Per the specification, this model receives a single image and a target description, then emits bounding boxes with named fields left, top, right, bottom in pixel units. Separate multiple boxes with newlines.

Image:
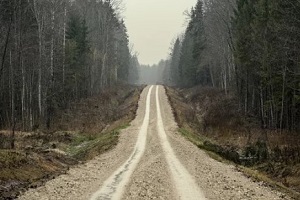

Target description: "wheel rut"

left=90, top=86, right=154, bottom=200
left=18, top=85, right=291, bottom=200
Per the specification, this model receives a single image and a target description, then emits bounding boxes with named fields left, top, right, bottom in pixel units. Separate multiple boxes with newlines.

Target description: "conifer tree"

left=169, top=38, right=181, bottom=86
left=179, top=0, right=207, bottom=87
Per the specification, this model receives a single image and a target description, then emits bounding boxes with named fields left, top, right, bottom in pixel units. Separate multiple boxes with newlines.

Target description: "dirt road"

left=18, top=86, right=290, bottom=200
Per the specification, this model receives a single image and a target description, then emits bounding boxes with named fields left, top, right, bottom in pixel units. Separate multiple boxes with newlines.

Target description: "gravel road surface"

left=18, top=86, right=290, bottom=200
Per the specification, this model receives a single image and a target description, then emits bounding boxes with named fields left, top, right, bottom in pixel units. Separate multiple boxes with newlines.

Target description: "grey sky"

left=123, top=0, right=197, bottom=65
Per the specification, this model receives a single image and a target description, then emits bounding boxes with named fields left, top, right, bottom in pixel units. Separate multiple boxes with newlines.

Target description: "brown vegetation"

left=166, top=86, right=300, bottom=198
left=0, top=84, right=143, bottom=200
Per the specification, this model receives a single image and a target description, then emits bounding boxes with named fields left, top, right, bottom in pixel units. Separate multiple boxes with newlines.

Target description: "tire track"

left=90, top=86, right=153, bottom=200
left=122, top=87, right=176, bottom=200
left=155, top=85, right=206, bottom=200
left=17, top=85, right=290, bottom=200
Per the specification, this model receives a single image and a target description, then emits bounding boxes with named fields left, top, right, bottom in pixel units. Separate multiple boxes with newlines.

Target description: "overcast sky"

left=123, top=0, right=197, bottom=65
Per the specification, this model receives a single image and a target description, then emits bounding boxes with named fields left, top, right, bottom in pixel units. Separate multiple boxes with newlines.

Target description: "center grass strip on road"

left=90, top=86, right=153, bottom=200
left=155, top=85, right=206, bottom=200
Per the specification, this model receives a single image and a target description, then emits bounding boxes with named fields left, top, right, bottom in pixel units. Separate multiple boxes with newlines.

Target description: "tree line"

left=139, top=60, right=168, bottom=85
left=0, top=0, right=139, bottom=131
left=166, top=0, right=300, bottom=131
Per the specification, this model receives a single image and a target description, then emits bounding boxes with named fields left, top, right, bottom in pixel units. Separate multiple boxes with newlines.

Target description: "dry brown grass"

left=0, top=149, right=75, bottom=199
left=52, top=84, right=142, bottom=135
left=0, top=84, right=144, bottom=199
left=166, top=86, right=300, bottom=197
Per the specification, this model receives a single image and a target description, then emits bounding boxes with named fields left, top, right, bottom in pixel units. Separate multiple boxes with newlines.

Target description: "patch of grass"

left=178, top=127, right=229, bottom=164
left=178, top=128, right=202, bottom=146
left=0, top=150, right=28, bottom=168
left=70, top=133, right=96, bottom=147
left=178, top=128, right=300, bottom=199
left=240, top=166, right=282, bottom=185
left=177, top=123, right=300, bottom=199
left=0, top=150, right=66, bottom=182
left=67, top=124, right=130, bottom=161
left=239, top=166, right=300, bottom=199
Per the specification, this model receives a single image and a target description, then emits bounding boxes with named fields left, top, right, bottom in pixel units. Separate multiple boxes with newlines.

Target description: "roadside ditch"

left=0, top=84, right=144, bottom=200
left=165, top=86, right=300, bottom=199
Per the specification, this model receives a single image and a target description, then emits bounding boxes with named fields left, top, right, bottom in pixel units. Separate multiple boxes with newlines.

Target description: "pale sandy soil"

left=18, top=86, right=291, bottom=200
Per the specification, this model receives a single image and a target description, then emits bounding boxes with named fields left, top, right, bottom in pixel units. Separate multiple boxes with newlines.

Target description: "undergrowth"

left=166, top=86, right=300, bottom=199
left=0, top=84, right=143, bottom=199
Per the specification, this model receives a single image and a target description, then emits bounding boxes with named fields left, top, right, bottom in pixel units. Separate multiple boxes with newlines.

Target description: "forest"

left=0, top=0, right=139, bottom=131
left=165, top=0, right=300, bottom=131
left=1, top=0, right=300, bottom=198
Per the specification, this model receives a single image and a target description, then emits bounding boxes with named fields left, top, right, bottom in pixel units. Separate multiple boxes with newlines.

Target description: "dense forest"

left=1, top=0, right=300, bottom=131
left=0, top=0, right=139, bottom=130
left=165, top=0, right=300, bottom=131
left=138, top=60, right=168, bottom=85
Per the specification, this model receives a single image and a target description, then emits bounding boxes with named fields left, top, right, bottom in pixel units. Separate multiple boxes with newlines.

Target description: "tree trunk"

left=46, top=5, right=55, bottom=129
left=0, top=16, right=13, bottom=81
left=101, top=52, right=107, bottom=88
left=209, top=63, right=215, bottom=88
left=62, top=5, right=67, bottom=102
left=280, top=65, right=287, bottom=132
left=33, top=0, right=44, bottom=119
left=10, top=50, right=15, bottom=149
left=260, top=87, right=265, bottom=128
